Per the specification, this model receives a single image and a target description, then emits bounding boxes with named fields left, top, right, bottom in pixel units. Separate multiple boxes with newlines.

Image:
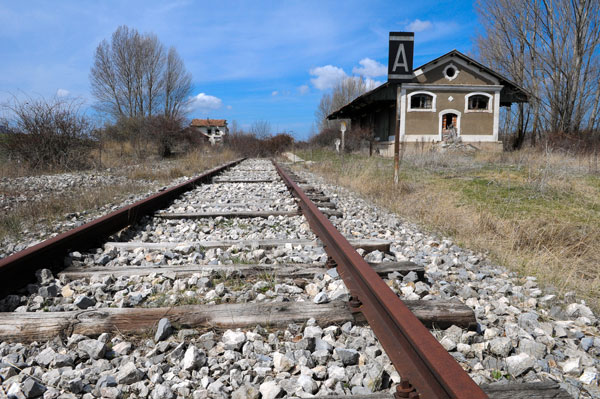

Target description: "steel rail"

left=274, top=161, right=488, bottom=399
left=0, top=158, right=244, bottom=298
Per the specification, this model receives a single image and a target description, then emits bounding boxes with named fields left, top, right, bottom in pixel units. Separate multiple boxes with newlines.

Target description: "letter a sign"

left=388, top=32, right=414, bottom=82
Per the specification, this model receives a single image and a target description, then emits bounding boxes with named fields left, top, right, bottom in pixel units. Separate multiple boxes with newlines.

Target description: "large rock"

left=579, top=367, right=598, bottom=385
left=565, top=303, right=595, bottom=319
left=335, top=348, right=359, bottom=366
left=518, top=339, right=546, bottom=358
left=96, top=375, right=117, bottom=389
left=561, top=357, right=581, bottom=376
left=328, top=365, right=346, bottom=381
left=489, top=337, right=512, bottom=358
left=297, top=374, right=318, bottom=394
left=152, top=384, right=175, bottom=399
left=506, top=353, right=535, bottom=377
left=259, top=380, right=284, bottom=399
left=182, top=345, right=206, bottom=371
left=154, top=318, right=173, bottom=342
left=303, top=326, right=323, bottom=339
left=273, top=352, right=294, bottom=372
left=232, top=385, right=260, bottom=399
left=35, top=347, right=56, bottom=367
left=22, top=377, right=47, bottom=398
left=52, top=353, right=73, bottom=367
left=222, top=330, right=246, bottom=351
left=116, top=362, right=144, bottom=385
left=74, top=295, right=96, bottom=309
left=38, top=284, right=59, bottom=298
left=313, top=292, right=329, bottom=304
left=112, top=342, right=132, bottom=356
left=78, top=339, right=106, bottom=360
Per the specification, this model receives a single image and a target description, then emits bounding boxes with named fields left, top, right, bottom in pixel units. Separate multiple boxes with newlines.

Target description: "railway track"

left=0, top=158, right=574, bottom=398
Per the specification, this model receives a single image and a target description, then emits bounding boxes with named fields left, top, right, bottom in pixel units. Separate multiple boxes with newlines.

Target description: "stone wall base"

left=373, top=140, right=503, bottom=157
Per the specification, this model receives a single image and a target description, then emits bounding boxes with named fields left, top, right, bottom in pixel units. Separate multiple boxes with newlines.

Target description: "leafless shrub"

left=344, top=127, right=371, bottom=152
left=308, top=126, right=371, bottom=153
left=250, top=120, right=272, bottom=139
left=0, top=96, right=95, bottom=171
left=223, top=130, right=293, bottom=157
left=101, top=114, right=189, bottom=159
left=264, top=133, right=294, bottom=155
left=309, top=127, right=339, bottom=148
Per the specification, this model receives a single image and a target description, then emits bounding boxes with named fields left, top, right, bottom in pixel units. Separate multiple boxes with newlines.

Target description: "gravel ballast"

left=0, top=158, right=598, bottom=398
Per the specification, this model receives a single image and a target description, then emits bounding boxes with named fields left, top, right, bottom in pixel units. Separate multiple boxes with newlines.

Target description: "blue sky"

left=0, top=0, right=479, bottom=140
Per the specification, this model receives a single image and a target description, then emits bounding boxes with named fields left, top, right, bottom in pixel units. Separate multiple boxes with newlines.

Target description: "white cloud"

left=271, top=90, right=279, bottom=96
left=352, top=58, right=387, bottom=78
left=186, top=93, right=223, bottom=112
left=298, top=85, right=309, bottom=95
left=405, top=19, right=432, bottom=32
left=309, top=65, right=347, bottom=90
left=56, top=88, right=70, bottom=97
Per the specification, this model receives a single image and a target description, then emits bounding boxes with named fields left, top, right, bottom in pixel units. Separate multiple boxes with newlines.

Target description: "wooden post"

left=393, top=84, right=401, bottom=185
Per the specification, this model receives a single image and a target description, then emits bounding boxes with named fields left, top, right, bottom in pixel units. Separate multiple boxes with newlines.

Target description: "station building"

left=327, top=33, right=529, bottom=154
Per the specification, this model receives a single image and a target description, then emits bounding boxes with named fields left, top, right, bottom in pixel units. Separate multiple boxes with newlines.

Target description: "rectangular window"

left=410, top=94, right=432, bottom=109
left=468, top=95, right=489, bottom=110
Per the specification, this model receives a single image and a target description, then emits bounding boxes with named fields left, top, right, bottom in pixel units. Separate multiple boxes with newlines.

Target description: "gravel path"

left=0, top=158, right=598, bottom=398
left=0, top=168, right=191, bottom=259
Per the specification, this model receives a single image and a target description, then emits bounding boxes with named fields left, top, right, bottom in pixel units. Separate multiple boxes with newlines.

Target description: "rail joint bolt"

left=394, top=380, right=418, bottom=398
left=348, top=296, right=362, bottom=311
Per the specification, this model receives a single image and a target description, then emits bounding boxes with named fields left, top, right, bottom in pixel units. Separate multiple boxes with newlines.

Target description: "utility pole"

left=394, top=85, right=401, bottom=185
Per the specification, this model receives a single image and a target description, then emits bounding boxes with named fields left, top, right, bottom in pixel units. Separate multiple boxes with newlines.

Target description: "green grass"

left=295, top=147, right=600, bottom=311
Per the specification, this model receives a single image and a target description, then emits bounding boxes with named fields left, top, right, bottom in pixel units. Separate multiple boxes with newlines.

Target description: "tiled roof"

left=190, top=119, right=227, bottom=127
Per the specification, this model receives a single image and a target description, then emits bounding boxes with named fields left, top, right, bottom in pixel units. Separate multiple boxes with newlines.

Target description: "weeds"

left=298, top=148, right=600, bottom=312
left=0, top=149, right=237, bottom=242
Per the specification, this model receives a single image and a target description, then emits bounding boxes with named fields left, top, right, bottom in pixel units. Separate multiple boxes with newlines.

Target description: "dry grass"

left=0, top=183, right=148, bottom=241
left=0, top=146, right=238, bottom=242
left=298, top=148, right=600, bottom=312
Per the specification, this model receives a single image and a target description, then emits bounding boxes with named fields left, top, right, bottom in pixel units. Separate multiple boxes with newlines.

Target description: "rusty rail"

left=273, top=161, right=488, bottom=399
left=0, top=158, right=244, bottom=298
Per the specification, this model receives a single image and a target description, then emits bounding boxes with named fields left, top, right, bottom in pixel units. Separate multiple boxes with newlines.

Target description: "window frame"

left=464, top=92, right=493, bottom=113
left=407, top=91, right=437, bottom=112
left=443, top=63, right=460, bottom=81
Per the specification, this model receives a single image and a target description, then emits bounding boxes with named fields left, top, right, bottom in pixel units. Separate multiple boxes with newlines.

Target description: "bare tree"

left=476, top=0, right=600, bottom=146
left=164, top=47, right=193, bottom=120
left=90, top=25, right=192, bottom=122
left=315, top=76, right=372, bottom=131
left=250, top=120, right=272, bottom=138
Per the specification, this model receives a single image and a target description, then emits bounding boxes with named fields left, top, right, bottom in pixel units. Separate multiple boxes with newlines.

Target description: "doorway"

left=439, top=110, right=461, bottom=141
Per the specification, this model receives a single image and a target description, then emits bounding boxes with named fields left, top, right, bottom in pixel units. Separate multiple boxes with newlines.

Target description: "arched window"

left=407, top=91, right=436, bottom=112
left=465, top=93, right=492, bottom=112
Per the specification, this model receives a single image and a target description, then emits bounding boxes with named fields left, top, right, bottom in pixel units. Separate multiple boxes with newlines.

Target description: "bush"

left=101, top=115, right=188, bottom=159
left=1, top=96, right=95, bottom=170
left=309, top=126, right=372, bottom=153
left=309, top=127, right=339, bottom=148
left=223, top=131, right=294, bottom=157
left=264, top=133, right=294, bottom=155
left=544, top=130, right=600, bottom=155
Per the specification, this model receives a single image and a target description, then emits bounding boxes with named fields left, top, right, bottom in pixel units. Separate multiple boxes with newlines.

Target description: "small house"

left=190, top=119, right=228, bottom=145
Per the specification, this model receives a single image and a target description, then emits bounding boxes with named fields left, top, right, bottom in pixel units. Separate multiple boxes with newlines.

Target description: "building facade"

left=328, top=42, right=529, bottom=154
left=190, top=119, right=229, bottom=145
